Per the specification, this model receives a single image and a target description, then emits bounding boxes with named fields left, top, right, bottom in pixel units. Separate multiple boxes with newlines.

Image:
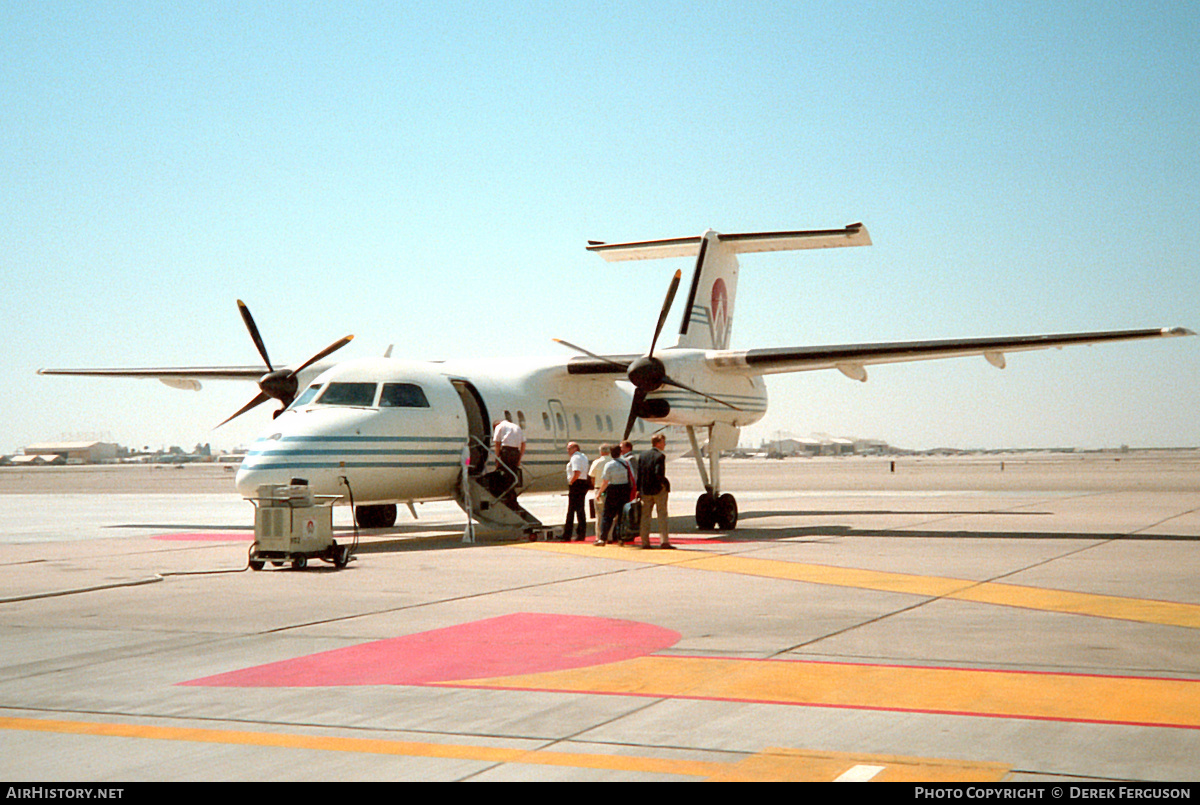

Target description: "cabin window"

left=291, top=384, right=322, bottom=408
left=517, top=410, right=526, bottom=429
left=316, top=382, right=377, bottom=407
left=542, top=412, right=551, bottom=430
left=595, top=414, right=602, bottom=430
left=555, top=412, right=565, bottom=431
left=380, top=383, right=430, bottom=408
left=573, top=414, right=582, bottom=431
left=605, top=415, right=613, bottom=432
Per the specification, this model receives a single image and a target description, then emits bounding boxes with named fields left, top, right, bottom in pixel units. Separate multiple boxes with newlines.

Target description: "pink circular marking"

left=181, top=613, right=680, bottom=688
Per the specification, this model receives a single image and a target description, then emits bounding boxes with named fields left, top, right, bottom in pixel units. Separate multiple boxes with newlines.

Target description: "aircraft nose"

left=234, top=431, right=297, bottom=497
left=234, top=462, right=265, bottom=498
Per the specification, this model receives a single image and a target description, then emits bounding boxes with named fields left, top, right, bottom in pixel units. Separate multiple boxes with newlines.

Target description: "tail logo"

left=709, top=278, right=731, bottom=349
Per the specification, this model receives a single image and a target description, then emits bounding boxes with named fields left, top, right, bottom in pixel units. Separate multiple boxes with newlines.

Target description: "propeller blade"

left=237, top=300, right=273, bottom=371
left=552, top=338, right=629, bottom=367
left=292, top=334, right=355, bottom=375
left=623, top=388, right=647, bottom=441
left=647, top=269, right=682, bottom=357
left=217, top=390, right=271, bottom=428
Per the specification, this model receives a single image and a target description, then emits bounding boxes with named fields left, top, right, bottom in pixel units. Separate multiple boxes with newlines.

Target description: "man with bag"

left=597, top=444, right=635, bottom=545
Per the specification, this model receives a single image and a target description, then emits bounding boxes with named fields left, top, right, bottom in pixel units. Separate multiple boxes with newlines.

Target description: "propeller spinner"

left=218, top=300, right=354, bottom=427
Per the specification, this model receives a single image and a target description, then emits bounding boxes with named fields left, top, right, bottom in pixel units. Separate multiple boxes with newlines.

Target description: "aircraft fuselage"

left=233, top=354, right=768, bottom=506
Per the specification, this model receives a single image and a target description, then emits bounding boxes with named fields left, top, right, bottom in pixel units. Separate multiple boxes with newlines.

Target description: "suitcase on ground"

left=618, top=498, right=642, bottom=543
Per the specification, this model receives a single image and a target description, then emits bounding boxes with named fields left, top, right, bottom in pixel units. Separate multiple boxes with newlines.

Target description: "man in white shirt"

left=588, top=445, right=610, bottom=539
left=563, top=442, right=590, bottom=541
left=491, top=417, right=526, bottom=501
left=597, top=444, right=635, bottom=545
left=492, top=417, right=525, bottom=476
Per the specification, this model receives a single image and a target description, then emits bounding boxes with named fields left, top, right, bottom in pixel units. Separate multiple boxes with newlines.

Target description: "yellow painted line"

left=0, top=716, right=722, bottom=778
left=449, top=655, right=1200, bottom=729
left=710, top=748, right=1010, bottom=782
left=523, top=542, right=1200, bottom=628
left=0, top=716, right=1008, bottom=780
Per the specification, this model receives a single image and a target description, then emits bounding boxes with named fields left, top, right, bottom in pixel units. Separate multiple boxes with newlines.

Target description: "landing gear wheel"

left=292, top=555, right=307, bottom=570
left=695, top=493, right=717, bottom=530
left=355, top=503, right=398, bottom=529
left=715, top=493, right=738, bottom=530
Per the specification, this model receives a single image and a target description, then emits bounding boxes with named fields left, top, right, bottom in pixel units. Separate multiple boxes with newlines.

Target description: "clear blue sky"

left=3, top=2, right=1197, bottom=453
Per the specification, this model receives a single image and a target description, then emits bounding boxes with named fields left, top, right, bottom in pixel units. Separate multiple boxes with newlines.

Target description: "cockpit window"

left=380, top=383, right=430, bottom=408
left=316, top=382, right=377, bottom=407
left=290, top=384, right=322, bottom=408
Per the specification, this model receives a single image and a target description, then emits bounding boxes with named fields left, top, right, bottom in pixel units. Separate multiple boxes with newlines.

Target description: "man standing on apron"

left=563, top=442, right=590, bottom=541
left=637, top=433, right=673, bottom=549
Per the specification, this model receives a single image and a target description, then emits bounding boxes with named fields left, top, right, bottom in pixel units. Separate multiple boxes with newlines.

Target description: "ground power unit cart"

left=248, top=482, right=351, bottom=570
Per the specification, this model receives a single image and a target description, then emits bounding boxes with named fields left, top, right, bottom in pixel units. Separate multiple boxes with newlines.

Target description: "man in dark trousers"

left=490, top=416, right=525, bottom=501
left=637, top=433, right=673, bottom=549
left=597, top=444, right=635, bottom=545
left=562, top=442, right=590, bottom=541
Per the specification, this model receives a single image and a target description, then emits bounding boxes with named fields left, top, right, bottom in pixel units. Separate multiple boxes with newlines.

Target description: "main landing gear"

left=687, top=425, right=739, bottom=531
left=695, top=491, right=738, bottom=531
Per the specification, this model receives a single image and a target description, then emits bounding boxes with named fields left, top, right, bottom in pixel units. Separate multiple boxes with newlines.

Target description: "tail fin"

left=587, top=224, right=870, bottom=350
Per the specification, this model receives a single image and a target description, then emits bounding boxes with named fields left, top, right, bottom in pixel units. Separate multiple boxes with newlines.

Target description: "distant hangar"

left=17, top=441, right=118, bottom=464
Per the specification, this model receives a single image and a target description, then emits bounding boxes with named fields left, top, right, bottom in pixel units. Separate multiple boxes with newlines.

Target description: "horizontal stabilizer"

left=587, top=223, right=870, bottom=262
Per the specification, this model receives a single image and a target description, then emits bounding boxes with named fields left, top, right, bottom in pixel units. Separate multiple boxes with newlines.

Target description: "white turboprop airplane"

left=40, top=224, right=1193, bottom=532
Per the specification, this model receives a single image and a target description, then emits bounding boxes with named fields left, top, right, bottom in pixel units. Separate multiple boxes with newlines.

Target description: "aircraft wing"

left=37, top=366, right=267, bottom=392
left=705, top=327, right=1194, bottom=379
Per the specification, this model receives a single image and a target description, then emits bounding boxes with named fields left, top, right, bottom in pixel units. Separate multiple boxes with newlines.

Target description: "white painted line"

left=834, top=764, right=886, bottom=782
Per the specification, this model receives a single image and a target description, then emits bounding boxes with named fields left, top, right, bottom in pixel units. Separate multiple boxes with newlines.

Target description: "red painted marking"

left=585, top=537, right=730, bottom=546
left=180, top=613, right=680, bottom=688
left=153, top=532, right=253, bottom=542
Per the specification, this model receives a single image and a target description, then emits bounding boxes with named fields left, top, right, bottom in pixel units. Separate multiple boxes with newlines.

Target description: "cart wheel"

left=334, top=544, right=349, bottom=568
left=249, top=559, right=264, bottom=571
left=292, top=556, right=307, bottom=570
left=271, top=561, right=283, bottom=567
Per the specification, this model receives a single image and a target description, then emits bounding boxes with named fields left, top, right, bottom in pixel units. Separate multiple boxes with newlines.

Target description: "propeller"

left=557, top=268, right=741, bottom=441
left=218, top=300, right=354, bottom=427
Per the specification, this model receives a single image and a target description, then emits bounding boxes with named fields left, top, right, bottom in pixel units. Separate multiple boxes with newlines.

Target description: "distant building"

left=21, top=442, right=119, bottom=464
left=762, top=436, right=891, bottom=457
left=10, top=454, right=66, bottom=466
